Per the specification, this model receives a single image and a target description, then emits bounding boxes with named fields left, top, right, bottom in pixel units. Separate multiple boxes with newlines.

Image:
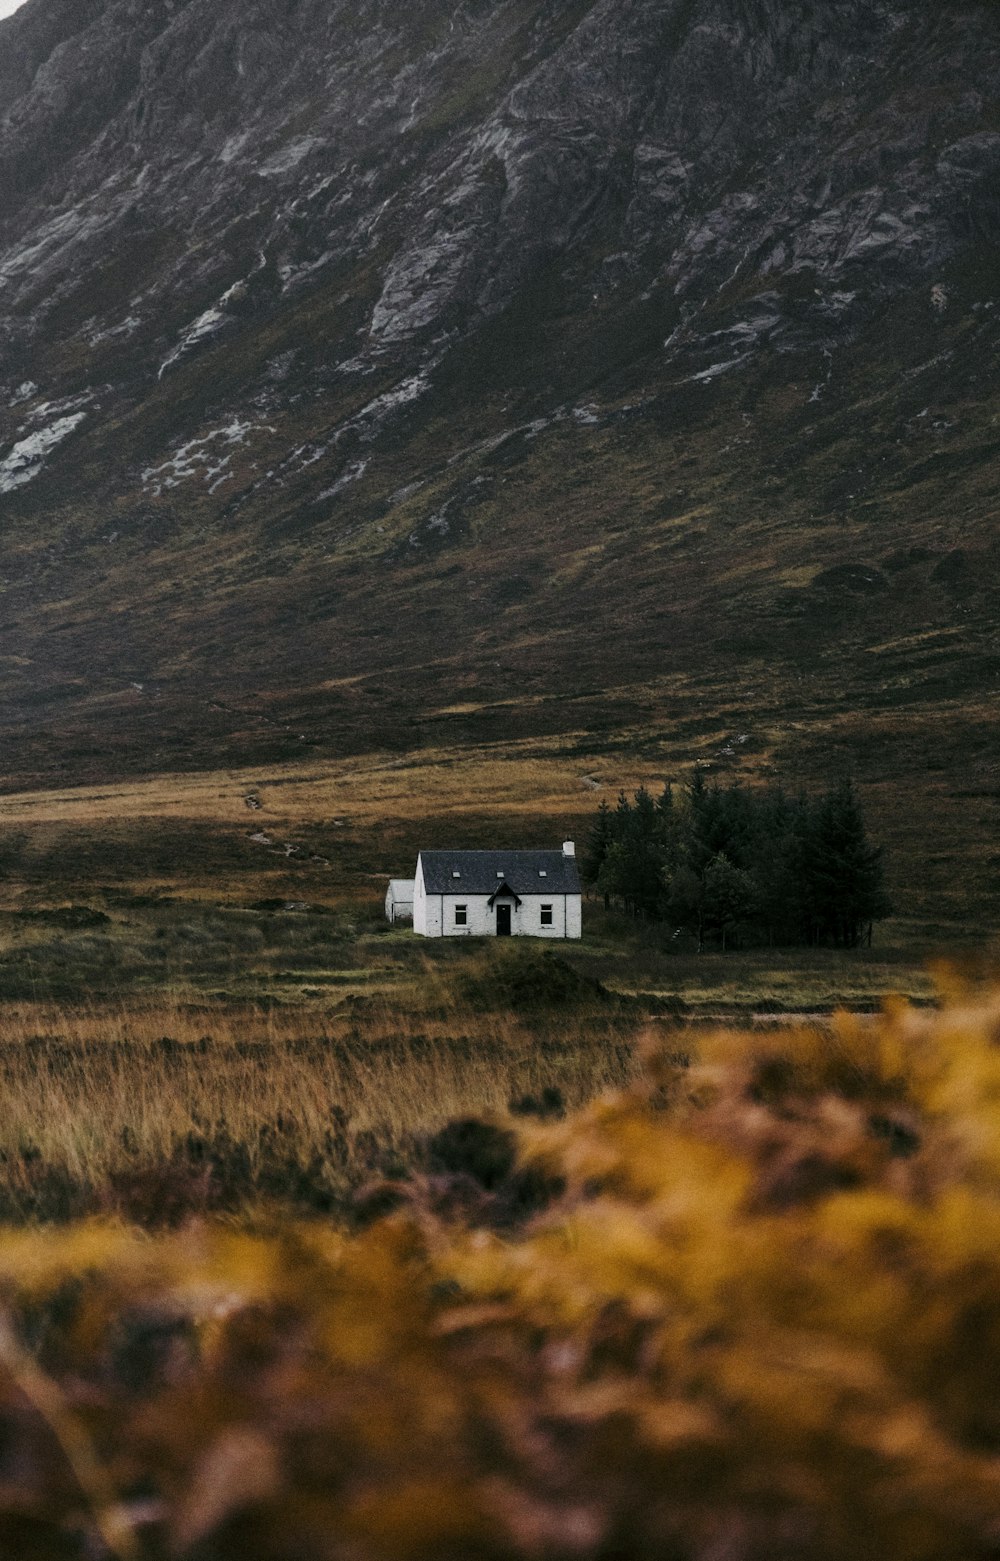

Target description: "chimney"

left=562, top=840, right=575, bottom=857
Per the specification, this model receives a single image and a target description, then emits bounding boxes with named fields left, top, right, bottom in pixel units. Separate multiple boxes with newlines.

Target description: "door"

left=496, top=903, right=512, bottom=936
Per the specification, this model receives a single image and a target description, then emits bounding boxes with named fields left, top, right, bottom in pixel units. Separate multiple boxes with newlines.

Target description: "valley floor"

left=0, top=742, right=980, bottom=1223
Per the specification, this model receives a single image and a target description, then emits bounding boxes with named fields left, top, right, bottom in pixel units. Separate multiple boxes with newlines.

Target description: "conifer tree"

left=702, top=852, right=759, bottom=952
left=616, top=787, right=668, bottom=918
left=582, top=800, right=615, bottom=895
left=801, top=777, right=892, bottom=947
left=751, top=787, right=809, bottom=946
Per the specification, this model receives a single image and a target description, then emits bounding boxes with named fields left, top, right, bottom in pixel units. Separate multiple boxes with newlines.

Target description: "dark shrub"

left=460, top=949, right=608, bottom=1012
left=509, top=1085, right=566, bottom=1120
left=427, top=1119, right=517, bottom=1190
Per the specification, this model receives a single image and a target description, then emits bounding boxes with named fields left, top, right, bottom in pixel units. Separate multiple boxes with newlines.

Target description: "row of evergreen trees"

left=583, top=775, right=891, bottom=949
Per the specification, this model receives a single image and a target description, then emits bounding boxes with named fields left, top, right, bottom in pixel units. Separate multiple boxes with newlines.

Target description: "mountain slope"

left=0, top=0, right=999, bottom=927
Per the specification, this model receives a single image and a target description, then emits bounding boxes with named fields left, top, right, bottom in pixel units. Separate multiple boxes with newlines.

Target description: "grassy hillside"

left=1, top=278, right=998, bottom=940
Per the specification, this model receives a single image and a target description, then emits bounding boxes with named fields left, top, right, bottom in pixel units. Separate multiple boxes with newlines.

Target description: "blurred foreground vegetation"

left=0, top=983, right=998, bottom=1556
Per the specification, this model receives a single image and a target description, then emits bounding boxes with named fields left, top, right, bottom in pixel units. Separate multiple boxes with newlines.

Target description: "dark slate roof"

left=419, top=849, right=580, bottom=896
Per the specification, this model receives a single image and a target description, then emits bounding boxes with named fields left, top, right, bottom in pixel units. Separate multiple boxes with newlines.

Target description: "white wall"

left=385, top=885, right=414, bottom=922
left=416, top=890, right=582, bottom=939
left=439, top=895, right=496, bottom=937
left=414, top=858, right=441, bottom=937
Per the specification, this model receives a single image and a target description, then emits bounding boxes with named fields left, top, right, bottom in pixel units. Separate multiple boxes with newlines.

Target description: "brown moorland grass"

left=0, top=908, right=942, bottom=1227
left=0, top=954, right=640, bottom=1222
left=0, top=742, right=638, bottom=829
left=0, top=925, right=945, bottom=1226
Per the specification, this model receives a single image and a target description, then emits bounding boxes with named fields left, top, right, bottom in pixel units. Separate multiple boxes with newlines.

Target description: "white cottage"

left=412, top=843, right=582, bottom=939
left=385, top=878, right=415, bottom=923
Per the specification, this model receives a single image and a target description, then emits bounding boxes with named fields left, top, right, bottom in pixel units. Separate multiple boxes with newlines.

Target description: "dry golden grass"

left=0, top=741, right=665, bottom=830
left=0, top=974, right=638, bottom=1222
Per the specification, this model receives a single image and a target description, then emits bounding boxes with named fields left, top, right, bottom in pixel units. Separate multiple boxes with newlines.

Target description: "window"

left=454, top=905, right=467, bottom=926
left=452, top=870, right=461, bottom=878
left=538, top=870, right=547, bottom=878
left=540, top=904, right=553, bottom=926
left=496, top=871, right=505, bottom=878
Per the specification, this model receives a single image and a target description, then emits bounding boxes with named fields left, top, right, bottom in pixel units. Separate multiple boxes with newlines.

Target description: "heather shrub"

left=0, top=990, right=999, bottom=1557
left=456, top=945, right=609, bottom=1011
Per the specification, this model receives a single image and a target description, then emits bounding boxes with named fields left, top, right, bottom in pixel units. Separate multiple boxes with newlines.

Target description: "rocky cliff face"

left=4, top=1, right=997, bottom=386
left=0, top=0, right=998, bottom=871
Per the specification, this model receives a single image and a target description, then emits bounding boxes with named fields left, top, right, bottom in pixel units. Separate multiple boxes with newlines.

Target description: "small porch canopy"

left=487, top=881, right=523, bottom=907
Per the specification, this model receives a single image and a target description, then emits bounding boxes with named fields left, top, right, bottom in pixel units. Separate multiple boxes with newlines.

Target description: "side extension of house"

left=385, top=879, right=415, bottom=923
